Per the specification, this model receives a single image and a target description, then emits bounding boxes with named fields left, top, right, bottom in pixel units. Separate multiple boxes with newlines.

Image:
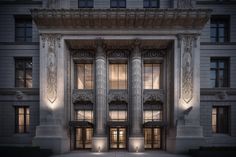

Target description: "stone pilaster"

left=167, top=34, right=204, bottom=153
left=33, top=34, right=69, bottom=154
left=129, top=40, right=144, bottom=152
left=92, top=39, right=108, bottom=152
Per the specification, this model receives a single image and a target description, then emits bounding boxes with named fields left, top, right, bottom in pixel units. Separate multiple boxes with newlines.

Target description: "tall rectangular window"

left=78, top=0, right=93, bottom=8
left=77, top=64, right=93, bottom=89
left=144, top=64, right=160, bottom=89
left=15, top=106, right=30, bottom=133
left=210, top=58, right=229, bottom=88
left=143, top=0, right=159, bottom=8
left=15, top=17, right=32, bottom=42
left=109, top=64, right=127, bottom=89
left=211, top=16, right=230, bottom=42
left=15, top=58, right=32, bottom=88
left=212, top=106, right=229, bottom=134
left=109, top=110, right=127, bottom=121
left=75, top=110, right=93, bottom=123
left=110, top=0, right=126, bottom=8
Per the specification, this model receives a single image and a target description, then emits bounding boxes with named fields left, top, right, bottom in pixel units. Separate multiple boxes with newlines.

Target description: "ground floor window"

left=212, top=106, right=229, bottom=134
left=15, top=106, right=30, bottom=133
left=75, top=127, right=93, bottom=149
left=144, top=127, right=161, bottom=149
left=109, top=127, right=126, bottom=149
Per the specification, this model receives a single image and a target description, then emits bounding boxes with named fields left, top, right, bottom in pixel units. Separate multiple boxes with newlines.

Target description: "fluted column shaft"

left=95, top=40, right=106, bottom=136
left=130, top=41, right=142, bottom=136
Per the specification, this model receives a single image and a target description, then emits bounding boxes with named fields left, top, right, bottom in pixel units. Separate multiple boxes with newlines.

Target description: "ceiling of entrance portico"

left=66, top=39, right=172, bottom=49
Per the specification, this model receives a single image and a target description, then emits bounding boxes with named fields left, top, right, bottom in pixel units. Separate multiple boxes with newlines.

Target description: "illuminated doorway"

left=75, top=127, right=93, bottom=149
left=144, top=127, right=161, bottom=149
left=110, top=127, right=126, bottom=149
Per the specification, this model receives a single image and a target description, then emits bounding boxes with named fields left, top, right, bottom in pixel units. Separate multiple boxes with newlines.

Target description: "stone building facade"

left=0, top=0, right=236, bottom=154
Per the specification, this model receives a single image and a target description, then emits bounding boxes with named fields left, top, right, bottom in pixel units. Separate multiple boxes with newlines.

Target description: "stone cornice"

left=0, top=88, right=39, bottom=95
left=31, top=8, right=211, bottom=30
left=200, top=88, right=236, bottom=95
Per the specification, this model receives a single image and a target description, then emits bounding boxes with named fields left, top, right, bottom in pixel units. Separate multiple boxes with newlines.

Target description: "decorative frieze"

left=142, top=49, right=166, bottom=58
left=72, top=89, right=94, bottom=103
left=177, top=0, right=194, bottom=8
left=72, top=50, right=94, bottom=59
left=41, top=34, right=61, bottom=103
left=143, top=90, right=165, bottom=103
left=107, top=49, right=129, bottom=58
left=108, top=90, right=128, bottom=103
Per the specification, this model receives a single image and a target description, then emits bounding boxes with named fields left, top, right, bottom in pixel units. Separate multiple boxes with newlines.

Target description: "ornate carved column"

left=92, top=39, right=108, bottom=152
left=128, top=40, right=144, bottom=152
left=33, top=34, right=69, bottom=153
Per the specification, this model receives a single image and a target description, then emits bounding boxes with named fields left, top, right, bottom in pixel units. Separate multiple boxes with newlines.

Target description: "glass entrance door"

left=144, top=127, right=161, bottom=149
left=75, top=127, right=93, bottom=149
left=110, top=127, right=126, bottom=149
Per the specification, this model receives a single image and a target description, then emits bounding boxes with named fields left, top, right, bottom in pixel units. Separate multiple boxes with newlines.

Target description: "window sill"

left=212, top=133, right=231, bottom=137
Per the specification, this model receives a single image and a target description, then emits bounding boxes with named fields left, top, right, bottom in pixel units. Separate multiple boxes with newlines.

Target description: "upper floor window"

left=210, top=58, right=229, bottom=88
left=210, top=15, right=230, bottom=42
left=77, top=64, right=93, bottom=89
left=143, top=0, right=159, bottom=8
left=109, top=63, right=127, bottom=89
left=75, top=110, right=93, bottom=123
left=212, top=106, right=229, bottom=134
left=78, top=0, right=93, bottom=8
left=110, top=0, right=126, bottom=8
left=15, top=16, right=32, bottom=42
left=143, top=110, right=162, bottom=123
left=15, top=58, right=32, bottom=88
left=15, top=106, right=30, bottom=133
left=109, top=110, right=127, bottom=121
left=144, top=64, right=160, bottom=89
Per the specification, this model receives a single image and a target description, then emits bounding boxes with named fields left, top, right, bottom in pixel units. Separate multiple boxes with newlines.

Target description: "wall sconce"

left=135, top=146, right=139, bottom=153
left=98, top=146, right=101, bottom=153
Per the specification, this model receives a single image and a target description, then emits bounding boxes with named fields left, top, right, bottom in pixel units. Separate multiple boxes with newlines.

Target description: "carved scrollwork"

left=107, top=49, right=129, bottom=58
left=108, top=90, right=128, bottom=103
left=72, top=89, right=94, bottom=104
left=177, top=0, right=193, bottom=8
left=41, top=34, right=61, bottom=103
left=180, top=35, right=195, bottom=103
left=72, top=50, right=94, bottom=59
left=143, top=90, right=164, bottom=103
left=142, top=49, right=166, bottom=58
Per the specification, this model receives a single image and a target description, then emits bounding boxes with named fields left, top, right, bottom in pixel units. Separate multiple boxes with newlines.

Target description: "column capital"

left=131, top=39, right=141, bottom=59
left=40, top=33, right=61, bottom=48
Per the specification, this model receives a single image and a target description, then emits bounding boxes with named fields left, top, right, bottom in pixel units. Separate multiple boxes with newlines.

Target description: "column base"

left=32, top=125, right=69, bottom=154
left=92, top=136, right=108, bottom=152
left=167, top=125, right=205, bottom=153
left=128, top=137, right=144, bottom=152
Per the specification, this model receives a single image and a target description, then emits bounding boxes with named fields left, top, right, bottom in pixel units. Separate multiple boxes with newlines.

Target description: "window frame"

left=15, top=16, right=32, bottom=42
left=76, top=63, right=94, bottom=89
left=15, top=106, right=30, bottom=134
left=143, top=109, right=163, bottom=123
left=109, top=63, right=128, bottom=89
left=212, top=106, right=230, bottom=134
left=143, top=0, right=160, bottom=8
left=15, top=57, right=33, bottom=88
left=210, top=57, right=229, bottom=88
left=110, top=0, right=126, bottom=8
left=210, top=15, right=230, bottom=43
left=78, top=0, right=94, bottom=8
left=74, top=109, right=93, bottom=123
left=109, top=110, right=128, bottom=121
left=143, top=63, right=161, bottom=89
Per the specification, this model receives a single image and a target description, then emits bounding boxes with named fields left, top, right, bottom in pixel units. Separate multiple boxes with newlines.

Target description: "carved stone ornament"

left=41, top=34, right=61, bottom=103
left=216, top=91, right=227, bottom=100
left=108, top=90, right=128, bottom=103
left=181, top=35, right=195, bottom=103
left=142, top=49, right=166, bottom=58
left=72, top=50, right=94, bottom=58
left=72, top=89, right=94, bottom=104
left=107, top=49, right=129, bottom=58
left=177, top=0, right=193, bottom=8
left=143, top=90, right=164, bottom=103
